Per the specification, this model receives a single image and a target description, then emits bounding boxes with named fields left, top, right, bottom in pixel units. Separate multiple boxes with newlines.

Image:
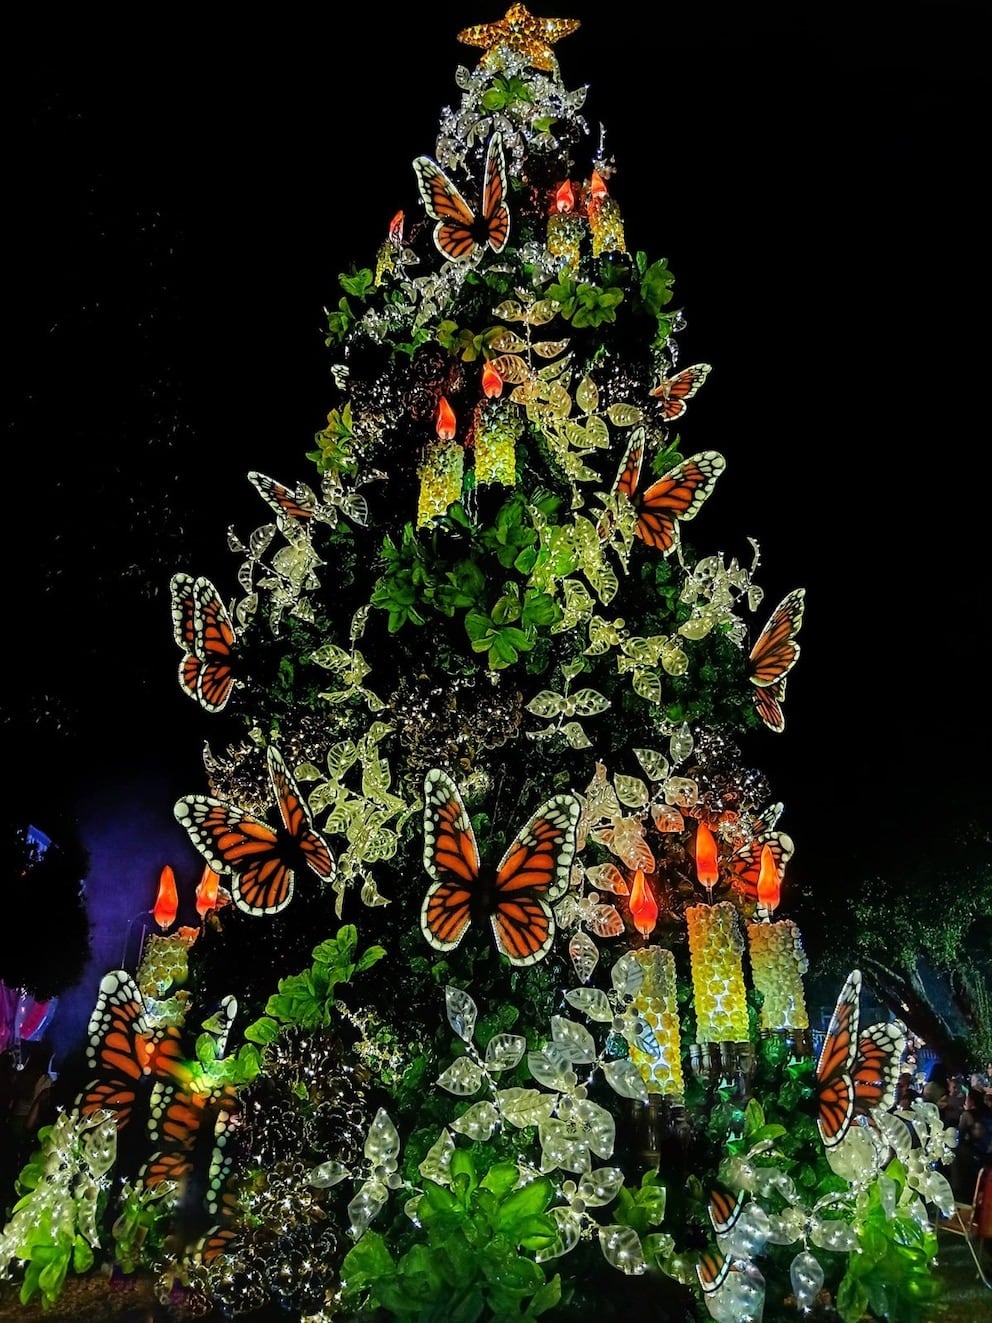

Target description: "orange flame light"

left=757, top=842, right=782, bottom=913
left=195, top=864, right=221, bottom=921
left=153, top=865, right=179, bottom=931
left=629, top=868, right=659, bottom=938
left=436, top=395, right=457, bottom=440
left=554, top=179, right=575, bottom=213
left=388, top=209, right=404, bottom=246
left=694, top=821, right=719, bottom=893
left=589, top=169, right=608, bottom=200
left=481, top=361, right=504, bottom=398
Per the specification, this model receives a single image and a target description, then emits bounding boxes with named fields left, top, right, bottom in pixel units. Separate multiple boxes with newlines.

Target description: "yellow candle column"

left=629, top=946, right=685, bottom=1099
left=417, top=439, right=464, bottom=526
left=685, top=902, right=749, bottom=1043
left=746, top=920, right=810, bottom=1032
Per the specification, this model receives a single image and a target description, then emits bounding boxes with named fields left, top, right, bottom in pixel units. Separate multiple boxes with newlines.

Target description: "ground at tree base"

left=0, top=1237, right=988, bottom=1323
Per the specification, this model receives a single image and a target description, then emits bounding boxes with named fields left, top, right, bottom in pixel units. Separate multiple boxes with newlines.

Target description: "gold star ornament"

left=458, top=4, right=580, bottom=73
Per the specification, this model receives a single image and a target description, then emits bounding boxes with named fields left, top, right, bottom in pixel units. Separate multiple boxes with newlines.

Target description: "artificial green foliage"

left=244, top=923, right=386, bottom=1050
left=340, top=1152, right=561, bottom=1322
left=835, top=1164, right=940, bottom=1323
left=545, top=275, right=625, bottom=328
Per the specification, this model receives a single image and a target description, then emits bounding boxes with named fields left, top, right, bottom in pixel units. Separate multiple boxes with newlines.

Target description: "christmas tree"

left=1, top=9, right=960, bottom=1321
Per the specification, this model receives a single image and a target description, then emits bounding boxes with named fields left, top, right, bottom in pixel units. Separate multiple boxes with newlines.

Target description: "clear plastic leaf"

left=587, top=903, right=624, bottom=938
left=445, top=986, right=477, bottom=1042
left=565, top=987, right=613, bottom=1022
left=569, top=928, right=599, bottom=983
left=364, top=1109, right=400, bottom=1165
left=418, top=1128, right=454, bottom=1184
left=551, top=1016, right=597, bottom=1064
left=436, top=1057, right=485, bottom=1096
left=598, top=1223, right=645, bottom=1274
left=603, top=1059, right=649, bottom=1102
left=485, top=1033, right=527, bottom=1072
left=614, top=774, right=649, bottom=808
left=611, top=950, right=645, bottom=998
left=449, top=1101, right=498, bottom=1141
left=790, top=1250, right=824, bottom=1310
left=536, top=1206, right=582, bottom=1260
left=633, top=747, right=669, bottom=783
left=497, top=1087, right=558, bottom=1129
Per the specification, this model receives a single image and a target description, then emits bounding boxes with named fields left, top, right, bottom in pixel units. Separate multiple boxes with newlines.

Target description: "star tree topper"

left=458, top=4, right=580, bottom=73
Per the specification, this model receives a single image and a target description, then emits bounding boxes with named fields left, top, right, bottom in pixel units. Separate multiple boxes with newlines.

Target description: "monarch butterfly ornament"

left=170, top=573, right=239, bottom=713
left=421, top=768, right=580, bottom=966
left=413, top=133, right=510, bottom=263
left=74, top=970, right=185, bottom=1131
left=649, top=362, right=712, bottom=420
left=607, top=425, right=725, bottom=555
left=749, top=587, right=805, bottom=732
left=815, top=969, right=906, bottom=1149
left=174, top=744, right=335, bottom=917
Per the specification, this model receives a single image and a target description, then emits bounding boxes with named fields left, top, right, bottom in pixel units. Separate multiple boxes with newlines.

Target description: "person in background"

left=941, top=1074, right=967, bottom=1127
left=950, top=1086, right=992, bottom=1203
left=895, top=1071, right=920, bottom=1108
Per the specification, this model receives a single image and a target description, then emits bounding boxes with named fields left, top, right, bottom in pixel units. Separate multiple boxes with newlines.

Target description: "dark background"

left=4, top=2, right=988, bottom=1047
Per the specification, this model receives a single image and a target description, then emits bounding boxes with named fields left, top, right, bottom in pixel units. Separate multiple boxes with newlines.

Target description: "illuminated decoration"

left=435, top=395, right=456, bottom=440
left=587, top=169, right=626, bottom=257
left=547, top=179, right=584, bottom=275
left=694, top=820, right=720, bottom=895
left=375, top=209, right=405, bottom=284
left=457, top=4, right=580, bottom=73
left=417, top=436, right=465, bottom=526
left=152, top=865, right=179, bottom=931
left=756, top=842, right=781, bottom=914
left=628, top=867, right=659, bottom=938
left=686, top=903, right=749, bottom=1043
left=746, top=919, right=810, bottom=1034
left=195, top=864, right=221, bottom=920
left=481, top=360, right=504, bottom=398
left=473, top=398, right=521, bottom=487
left=628, top=946, right=685, bottom=1098
left=136, top=929, right=198, bottom=1001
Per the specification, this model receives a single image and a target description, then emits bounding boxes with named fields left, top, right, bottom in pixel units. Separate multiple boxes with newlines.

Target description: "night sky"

left=5, top=3, right=988, bottom=1051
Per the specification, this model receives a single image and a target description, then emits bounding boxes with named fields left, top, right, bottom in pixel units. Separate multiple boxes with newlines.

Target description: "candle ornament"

left=629, top=945, right=685, bottom=1098
left=686, top=902, right=749, bottom=1043
left=746, top=918, right=809, bottom=1033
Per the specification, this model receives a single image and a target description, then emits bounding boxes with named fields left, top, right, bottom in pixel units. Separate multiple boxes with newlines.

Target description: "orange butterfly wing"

left=75, top=970, right=153, bottom=1130
left=749, top=588, right=805, bottom=687
left=649, top=362, right=712, bottom=420
left=851, top=1020, right=906, bottom=1116
left=753, top=675, right=787, bottom=733
left=170, top=573, right=237, bottom=713
left=730, top=830, right=794, bottom=902
left=708, top=1185, right=745, bottom=1236
left=414, top=134, right=510, bottom=262
left=421, top=768, right=579, bottom=966
left=609, top=428, right=725, bottom=554
left=815, top=970, right=861, bottom=1147
left=248, top=470, right=316, bottom=524
left=174, top=745, right=334, bottom=917
left=697, top=1247, right=731, bottom=1293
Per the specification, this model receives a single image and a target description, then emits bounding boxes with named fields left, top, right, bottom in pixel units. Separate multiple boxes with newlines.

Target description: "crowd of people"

left=916, top=1060, right=992, bottom=1204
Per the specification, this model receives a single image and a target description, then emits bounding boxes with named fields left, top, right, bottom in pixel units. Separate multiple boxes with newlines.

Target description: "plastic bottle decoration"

left=746, top=918, right=810, bottom=1034
left=686, top=902, right=749, bottom=1043
left=417, top=396, right=464, bottom=526
left=473, top=394, right=521, bottom=488
left=587, top=169, right=626, bottom=257
left=629, top=945, right=685, bottom=1098
left=546, top=179, right=584, bottom=275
